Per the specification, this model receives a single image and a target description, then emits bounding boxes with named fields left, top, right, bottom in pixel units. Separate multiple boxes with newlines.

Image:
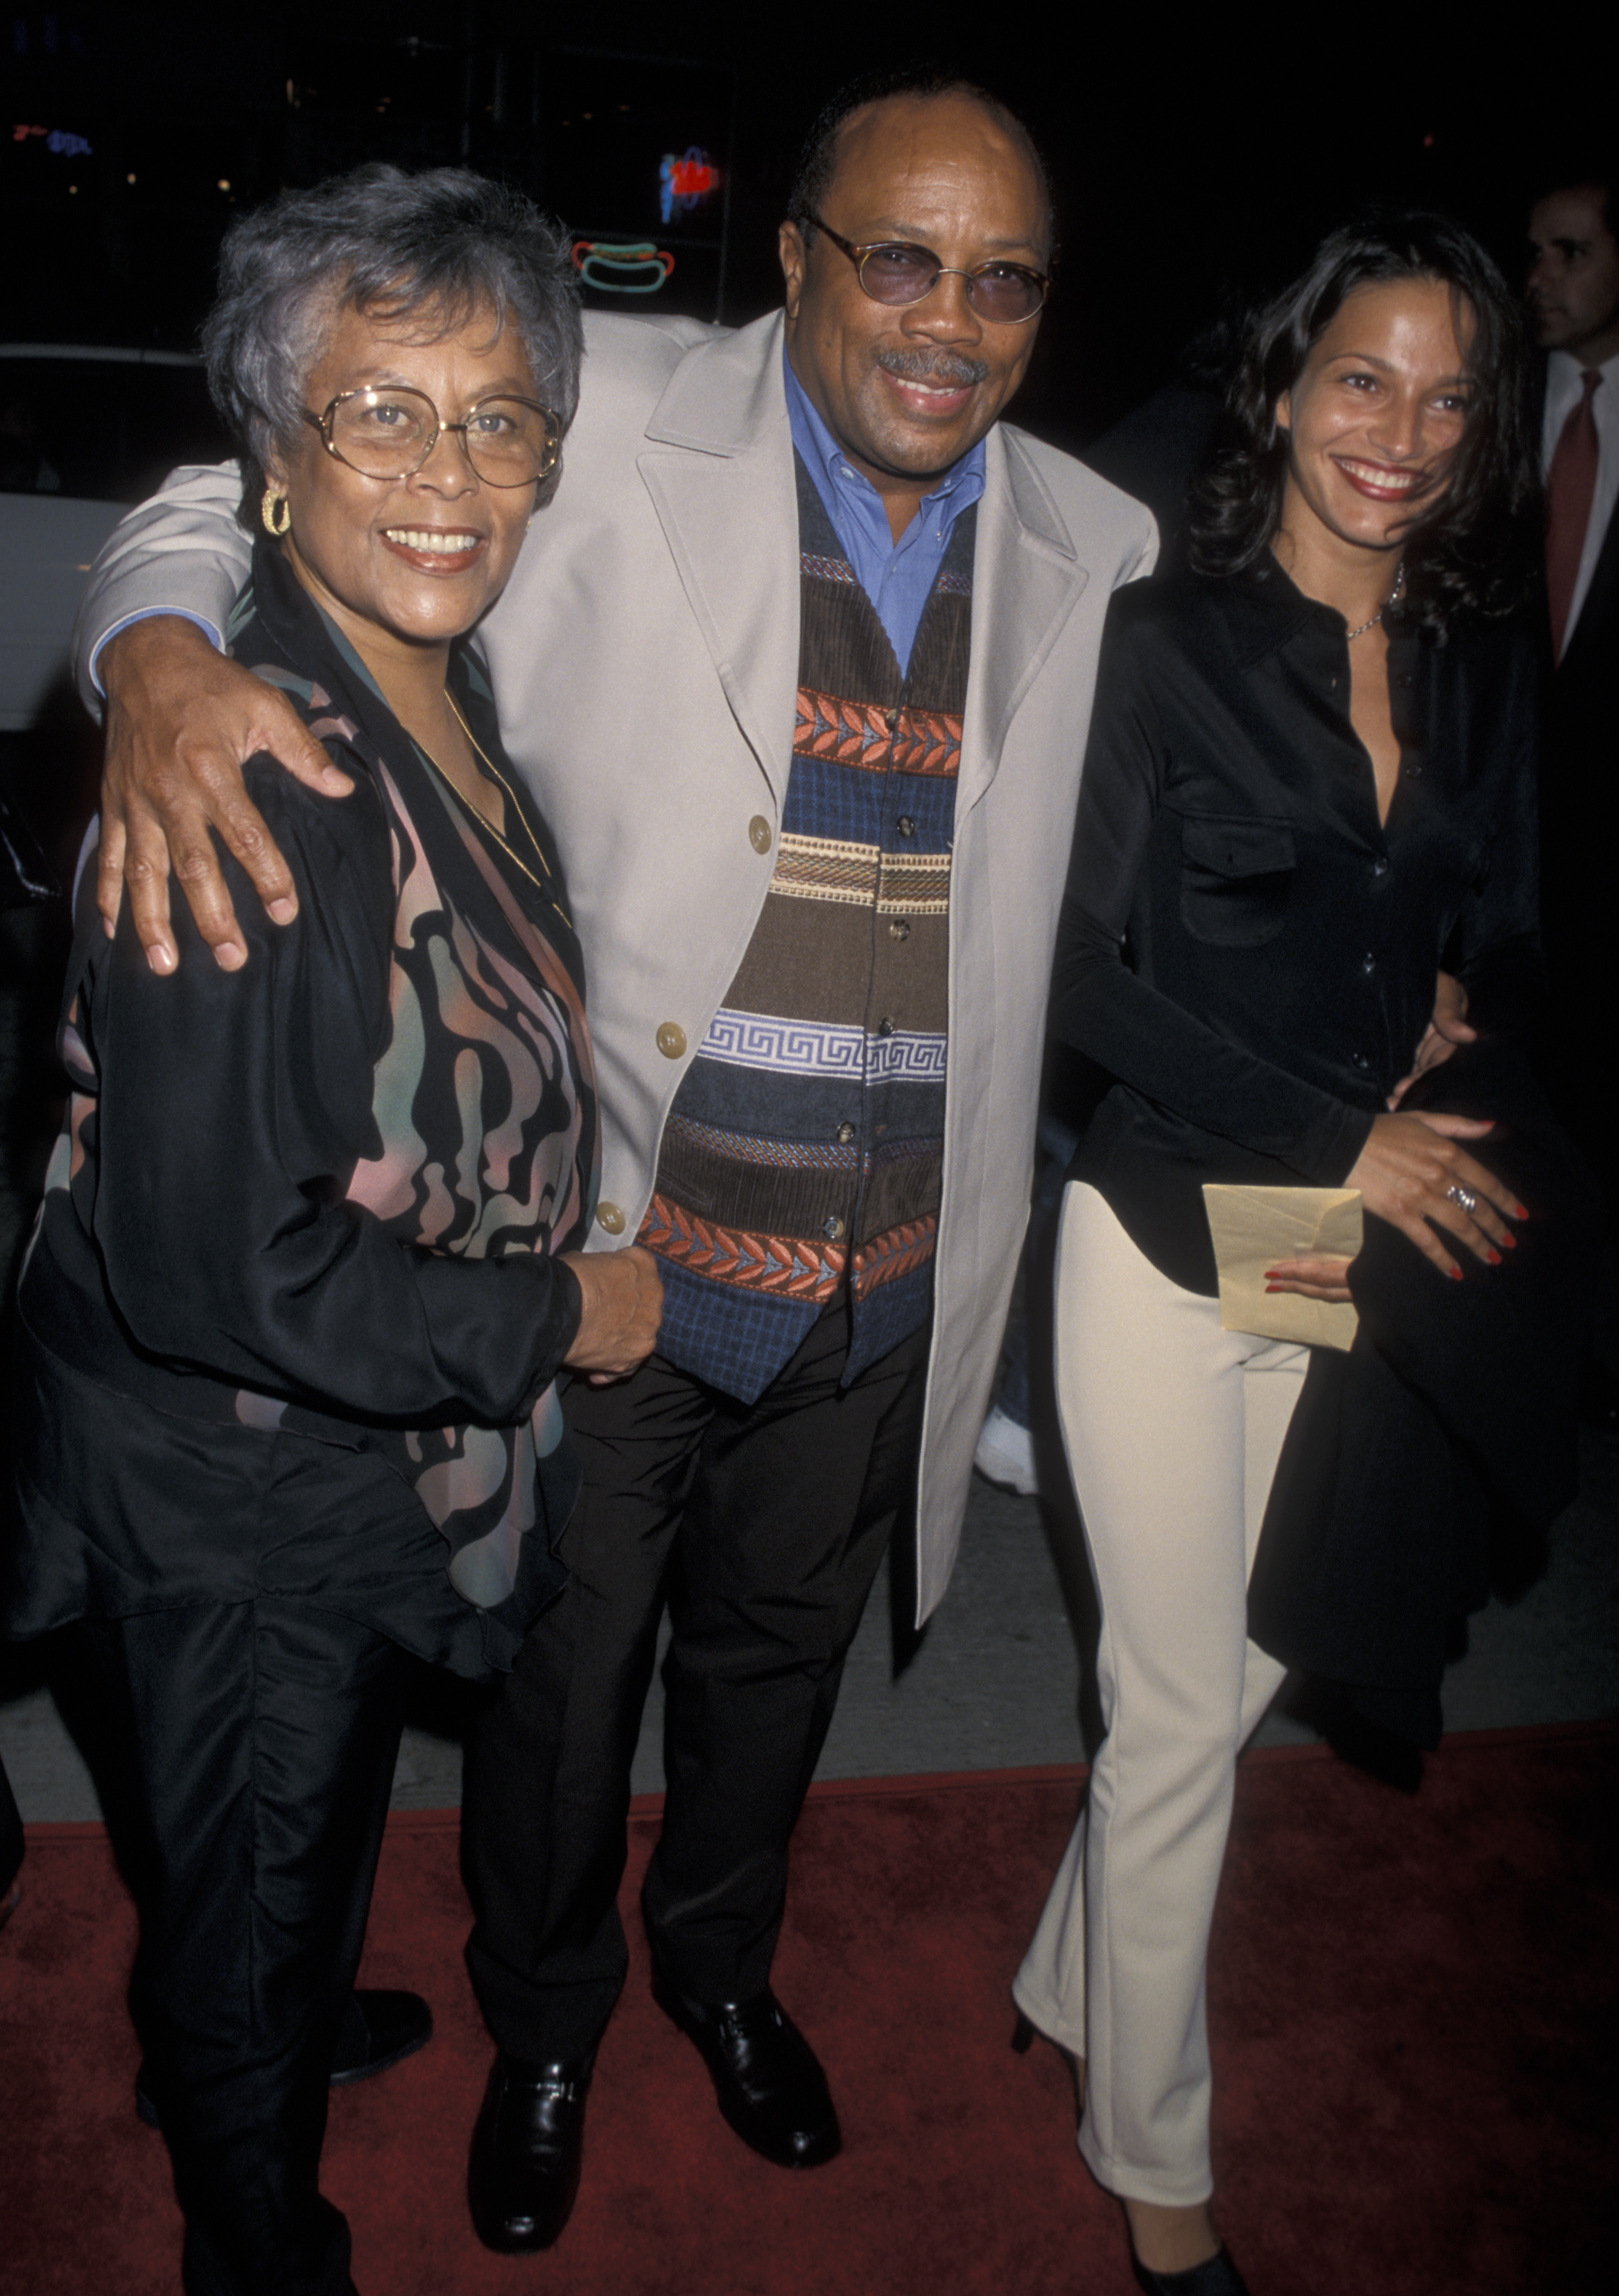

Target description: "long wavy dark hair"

left=1188, top=212, right=1540, bottom=631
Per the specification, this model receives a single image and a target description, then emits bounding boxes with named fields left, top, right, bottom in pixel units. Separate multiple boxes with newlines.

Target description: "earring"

left=261, top=487, right=291, bottom=537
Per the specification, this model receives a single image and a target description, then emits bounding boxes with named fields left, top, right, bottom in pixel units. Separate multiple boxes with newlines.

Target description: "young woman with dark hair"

left=1009, top=215, right=1550, bottom=2293
left=1194, top=211, right=1542, bottom=621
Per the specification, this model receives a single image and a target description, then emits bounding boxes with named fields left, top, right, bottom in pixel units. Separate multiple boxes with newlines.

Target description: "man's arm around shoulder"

left=73, top=459, right=252, bottom=713
left=80, top=461, right=347, bottom=975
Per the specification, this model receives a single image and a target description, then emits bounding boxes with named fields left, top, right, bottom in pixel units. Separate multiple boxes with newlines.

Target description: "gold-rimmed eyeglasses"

left=801, top=212, right=1050, bottom=325
left=301, top=386, right=562, bottom=487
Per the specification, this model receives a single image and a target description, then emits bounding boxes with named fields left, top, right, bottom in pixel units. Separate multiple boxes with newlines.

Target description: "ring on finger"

left=1445, top=1183, right=1479, bottom=1216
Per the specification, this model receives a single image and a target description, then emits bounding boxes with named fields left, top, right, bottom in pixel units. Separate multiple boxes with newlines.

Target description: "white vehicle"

left=0, top=346, right=231, bottom=730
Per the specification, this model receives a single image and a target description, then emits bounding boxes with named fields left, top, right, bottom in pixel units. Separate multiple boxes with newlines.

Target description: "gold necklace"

left=412, top=693, right=563, bottom=914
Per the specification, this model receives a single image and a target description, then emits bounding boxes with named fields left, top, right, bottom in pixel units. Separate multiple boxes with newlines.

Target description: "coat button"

left=897, top=816, right=917, bottom=837
left=749, top=816, right=772, bottom=854
left=823, top=1214, right=845, bottom=1241
left=656, top=1022, right=687, bottom=1059
left=1351, top=1052, right=1370, bottom=1071
left=877, top=1017, right=896, bottom=1038
left=595, top=1202, right=626, bottom=1235
left=1372, top=858, right=1389, bottom=878
left=888, top=918, right=910, bottom=941
left=1361, top=951, right=1376, bottom=974
left=836, top=1120, right=856, bottom=1144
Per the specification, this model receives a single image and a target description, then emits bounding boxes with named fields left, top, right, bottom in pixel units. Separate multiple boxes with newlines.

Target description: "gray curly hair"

left=201, top=163, right=583, bottom=519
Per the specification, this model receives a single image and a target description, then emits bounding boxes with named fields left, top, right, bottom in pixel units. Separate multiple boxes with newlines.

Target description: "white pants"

left=1012, top=1183, right=1306, bottom=2205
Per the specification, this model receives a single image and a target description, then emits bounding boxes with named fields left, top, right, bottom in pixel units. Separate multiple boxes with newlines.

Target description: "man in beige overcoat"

left=75, top=69, right=1154, bottom=2252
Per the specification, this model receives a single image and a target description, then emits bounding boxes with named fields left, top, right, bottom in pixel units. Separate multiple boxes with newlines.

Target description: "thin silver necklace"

left=1346, top=560, right=1406, bottom=641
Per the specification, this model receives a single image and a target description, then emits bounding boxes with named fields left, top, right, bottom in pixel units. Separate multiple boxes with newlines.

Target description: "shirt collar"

left=1548, top=345, right=1619, bottom=387
left=1215, top=555, right=1423, bottom=670
left=782, top=347, right=986, bottom=546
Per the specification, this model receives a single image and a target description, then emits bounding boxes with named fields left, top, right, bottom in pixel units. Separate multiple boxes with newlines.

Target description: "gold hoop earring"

left=261, top=488, right=291, bottom=538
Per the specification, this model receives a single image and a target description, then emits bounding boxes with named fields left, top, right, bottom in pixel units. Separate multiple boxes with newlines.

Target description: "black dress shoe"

left=651, top=1968, right=840, bottom=2168
left=135, top=1988, right=432, bottom=2128
left=1130, top=2245, right=1252, bottom=2295
left=467, top=2047, right=595, bottom=2254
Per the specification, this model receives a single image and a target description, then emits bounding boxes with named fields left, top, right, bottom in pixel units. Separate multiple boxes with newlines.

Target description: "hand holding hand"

left=560, top=1244, right=663, bottom=1384
left=99, top=616, right=350, bottom=974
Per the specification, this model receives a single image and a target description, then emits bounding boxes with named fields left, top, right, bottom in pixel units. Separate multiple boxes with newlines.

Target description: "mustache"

left=874, top=348, right=991, bottom=387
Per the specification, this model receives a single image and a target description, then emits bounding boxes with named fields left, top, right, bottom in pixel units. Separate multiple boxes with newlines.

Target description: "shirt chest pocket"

left=1178, top=813, right=1296, bottom=947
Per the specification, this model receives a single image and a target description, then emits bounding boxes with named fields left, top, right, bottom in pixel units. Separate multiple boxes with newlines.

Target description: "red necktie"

left=1546, top=367, right=1601, bottom=661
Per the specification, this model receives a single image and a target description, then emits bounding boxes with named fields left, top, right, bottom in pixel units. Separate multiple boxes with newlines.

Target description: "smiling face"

left=1526, top=186, right=1619, bottom=364
left=267, top=295, right=539, bottom=666
left=778, top=93, right=1049, bottom=528
left=1273, top=276, right=1474, bottom=564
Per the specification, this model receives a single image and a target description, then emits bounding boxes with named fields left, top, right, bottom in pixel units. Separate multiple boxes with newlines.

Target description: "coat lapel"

left=634, top=316, right=1094, bottom=814
left=956, top=425, right=1091, bottom=817
left=635, top=313, right=802, bottom=807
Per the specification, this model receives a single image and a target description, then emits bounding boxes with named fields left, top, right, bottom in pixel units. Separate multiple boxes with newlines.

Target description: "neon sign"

left=12, top=126, right=93, bottom=155
left=659, top=147, right=719, bottom=227
left=572, top=240, right=675, bottom=295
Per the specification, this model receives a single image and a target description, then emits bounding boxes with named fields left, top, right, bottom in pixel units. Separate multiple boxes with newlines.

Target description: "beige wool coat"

left=76, top=307, right=1157, bottom=1622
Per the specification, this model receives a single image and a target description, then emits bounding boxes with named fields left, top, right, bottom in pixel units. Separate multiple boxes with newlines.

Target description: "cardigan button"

left=877, top=1017, right=896, bottom=1038
left=836, top=1121, right=856, bottom=1144
left=823, top=1214, right=846, bottom=1241
left=595, top=1202, right=626, bottom=1235
left=897, top=815, right=917, bottom=837
left=888, top=918, right=910, bottom=941
left=748, top=815, right=772, bottom=854
left=656, top=1022, right=687, bottom=1059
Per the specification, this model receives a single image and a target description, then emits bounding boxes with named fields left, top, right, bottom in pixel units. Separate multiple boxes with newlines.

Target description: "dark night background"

left=5, top=3, right=1610, bottom=460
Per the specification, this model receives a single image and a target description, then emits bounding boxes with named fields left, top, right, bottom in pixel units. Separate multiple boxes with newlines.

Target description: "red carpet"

left=2, top=1726, right=1614, bottom=2295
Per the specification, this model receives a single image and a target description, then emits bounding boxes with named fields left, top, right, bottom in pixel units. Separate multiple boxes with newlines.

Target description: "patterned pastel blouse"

left=8, top=539, right=598, bottom=1676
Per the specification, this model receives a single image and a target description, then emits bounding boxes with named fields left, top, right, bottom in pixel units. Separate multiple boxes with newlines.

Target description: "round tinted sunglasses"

left=802, top=212, right=1050, bottom=325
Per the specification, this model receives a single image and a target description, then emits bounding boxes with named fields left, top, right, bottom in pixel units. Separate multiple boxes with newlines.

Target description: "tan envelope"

left=1200, top=1185, right=1364, bottom=1352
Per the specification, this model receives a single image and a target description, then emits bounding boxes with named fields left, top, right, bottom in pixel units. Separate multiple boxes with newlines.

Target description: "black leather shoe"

left=652, top=1968, right=840, bottom=2167
left=467, top=2047, right=595, bottom=2255
left=1130, top=2246, right=1252, bottom=2295
left=135, top=1988, right=432, bottom=2128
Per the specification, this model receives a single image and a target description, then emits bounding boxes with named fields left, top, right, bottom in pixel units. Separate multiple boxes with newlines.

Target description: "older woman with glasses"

left=5, top=165, right=660, bottom=2294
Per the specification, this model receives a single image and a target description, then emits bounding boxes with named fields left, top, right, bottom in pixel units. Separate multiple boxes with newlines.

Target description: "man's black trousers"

left=462, top=1301, right=930, bottom=2062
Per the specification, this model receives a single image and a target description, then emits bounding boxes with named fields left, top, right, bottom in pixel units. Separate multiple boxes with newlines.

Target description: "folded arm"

left=1060, top=614, right=1522, bottom=1288
left=85, top=767, right=581, bottom=1421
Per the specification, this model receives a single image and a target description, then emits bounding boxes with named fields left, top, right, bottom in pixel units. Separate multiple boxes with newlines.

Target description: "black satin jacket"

left=1056, top=562, right=1545, bottom=1292
left=8, top=543, right=597, bottom=1677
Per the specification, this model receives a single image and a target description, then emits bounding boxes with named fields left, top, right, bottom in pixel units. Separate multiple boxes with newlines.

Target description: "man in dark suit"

left=1526, top=173, right=1619, bottom=1292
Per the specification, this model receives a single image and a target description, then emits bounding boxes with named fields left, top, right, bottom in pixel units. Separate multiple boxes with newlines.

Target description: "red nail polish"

left=1500, top=1231, right=1517, bottom=1248
left=1265, top=1284, right=1282, bottom=1294
left=1486, top=1248, right=1501, bottom=1266
left=1514, top=1204, right=1529, bottom=1220
left=1448, top=1266, right=1463, bottom=1281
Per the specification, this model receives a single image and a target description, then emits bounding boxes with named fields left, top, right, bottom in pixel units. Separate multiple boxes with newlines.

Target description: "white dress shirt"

left=1542, top=346, right=1619, bottom=644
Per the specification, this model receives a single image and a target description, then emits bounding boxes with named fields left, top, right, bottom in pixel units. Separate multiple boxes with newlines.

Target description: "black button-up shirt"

left=1056, top=563, right=1543, bottom=1293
